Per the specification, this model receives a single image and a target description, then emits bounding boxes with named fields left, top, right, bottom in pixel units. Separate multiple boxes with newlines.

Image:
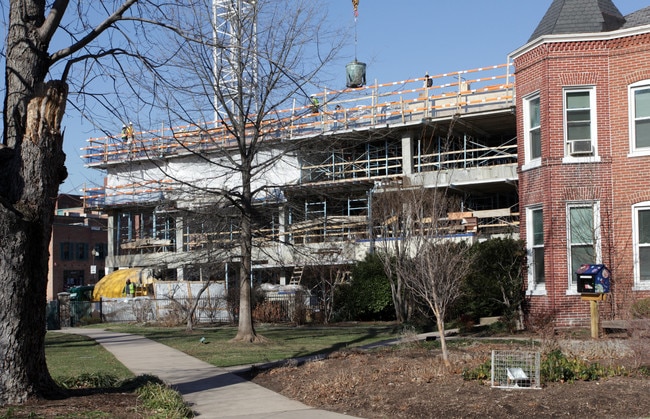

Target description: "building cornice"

left=509, top=24, right=650, bottom=61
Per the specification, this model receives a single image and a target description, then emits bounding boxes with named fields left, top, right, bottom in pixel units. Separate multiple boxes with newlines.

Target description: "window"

left=524, top=93, right=541, bottom=166
left=630, top=82, right=650, bottom=153
left=63, top=270, right=84, bottom=289
left=567, top=203, right=600, bottom=292
left=76, top=243, right=88, bottom=260
left=564, top=88, right=596, bottom=157
left=60, top=242, right=73, bottom=261
left=633, top=203, right=650, bottom=289
left=527, top=206, right=545, bottom=293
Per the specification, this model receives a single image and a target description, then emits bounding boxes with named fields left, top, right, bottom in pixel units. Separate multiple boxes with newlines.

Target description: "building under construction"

left=84, top=0, right=650, bottom=328
left=82, top=64, right=518, bottom=288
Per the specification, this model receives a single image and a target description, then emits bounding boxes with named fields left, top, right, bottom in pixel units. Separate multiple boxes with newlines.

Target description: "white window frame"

left=628, top=80, right=650, bottom=157
left=522, top=92, right=541, bottom=170
left=526, top=206, right=545, bottom=295
left=632, top=202, right=650, bottom=290
left=563, top=87, right=600, bottom=163
left=566, top=201, right=601, bottom=295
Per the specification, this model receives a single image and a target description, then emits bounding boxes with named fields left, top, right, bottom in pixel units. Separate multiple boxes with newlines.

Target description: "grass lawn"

left=46, top=332, right=134, bottom=381
left=96, top=323, right=402, bottom=367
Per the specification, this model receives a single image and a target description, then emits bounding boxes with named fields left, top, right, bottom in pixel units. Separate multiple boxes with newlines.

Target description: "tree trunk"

left=1, top=0, right=68, bottom=404
left=435, top=313, right=451, bottom=368
left=231, top=163, right=263, bottom=343
left=0, top=81, right=68, bottom=404
left=185, top=279, right=213, bottom=332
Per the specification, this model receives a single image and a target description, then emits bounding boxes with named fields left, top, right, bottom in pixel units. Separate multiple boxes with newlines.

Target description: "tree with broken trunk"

left=0, top=0, right=157, bottom=404
left=0, top=0, right=292, bottom=403
left=1, top=0, right=342, bottom=404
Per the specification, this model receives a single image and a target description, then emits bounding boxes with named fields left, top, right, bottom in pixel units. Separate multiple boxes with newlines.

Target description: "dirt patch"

left=2, top=334, right=648, bottom=418
left=0, top=390, right=154, bottom=418
left=245, top=337, right=650, bottom=418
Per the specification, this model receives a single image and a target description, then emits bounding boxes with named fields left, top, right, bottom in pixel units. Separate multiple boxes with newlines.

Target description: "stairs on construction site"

left=289, top=266, right=304, bottom=285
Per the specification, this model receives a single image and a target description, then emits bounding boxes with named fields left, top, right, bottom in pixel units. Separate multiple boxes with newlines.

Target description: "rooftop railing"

left=82, top=63, right=515, bottom=167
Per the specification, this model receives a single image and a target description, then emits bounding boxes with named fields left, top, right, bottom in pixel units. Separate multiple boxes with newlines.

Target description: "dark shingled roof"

left=528, top=0, right=626, bottom=42
left=622, top=6, right=650, bottom=29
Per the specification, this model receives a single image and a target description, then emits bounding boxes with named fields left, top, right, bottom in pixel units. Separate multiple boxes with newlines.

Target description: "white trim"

left=628, top=80, right=650, bottom=154
left=562, top=155, right=602, bottom=164
left=563, top=87, right=598, bottom=159
left=523, top=92, right=541, bottom=167
left=526, top=205, right=545, bottom=295
left=521, top=160, right=542, bottom=172
left=566, top=201, right=601, bottom=294
left=632, top=202, right=650, bottom=290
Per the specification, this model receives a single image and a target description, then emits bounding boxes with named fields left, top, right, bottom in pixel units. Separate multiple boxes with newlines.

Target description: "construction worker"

left=424, top=73, right=433, bottom=88
left=124, top=279, right=134, bottom=297
left=310, top=95, right=320, bottom=113
left=121, top=124, right=128, bottom=142
left=126, top=122, right=135, bottom=144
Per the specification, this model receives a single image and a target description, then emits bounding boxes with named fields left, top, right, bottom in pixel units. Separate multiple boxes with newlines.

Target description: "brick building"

left=513, top=0, right=650, bottom=325
left=47, top=194, right=107, bottom=301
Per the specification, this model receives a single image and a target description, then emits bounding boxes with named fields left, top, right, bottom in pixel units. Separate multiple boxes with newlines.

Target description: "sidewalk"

left=60, top=328, right=358, bottom=418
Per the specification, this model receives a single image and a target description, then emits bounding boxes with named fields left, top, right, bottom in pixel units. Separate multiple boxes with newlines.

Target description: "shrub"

left=541, top=350, right=615, bottom=383
left=136, top=382, right=194, bottom=418
left=462, top=358, right=491, bottom=381
left=253, top=300, right=287, bottom=323
left=463, top=350, right=619, bottom=385
left=631, top=297, right=650, bottom=319
left=334, top=253, right=395, bottom=321
left=456, top=238, right=525, bottom=331
left=57, top=373, right=119, bottom=389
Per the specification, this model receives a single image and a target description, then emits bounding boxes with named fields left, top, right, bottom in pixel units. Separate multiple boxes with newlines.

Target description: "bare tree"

left=374, top=186, right=473, bottom=367
left=0, top=0, right=155, bottom=404
left=178, top=205, right=235, bottom=331
left=0, top=0, right=343, bottom=402
left=373, top=188, right=417, bottom=323
left=124, top=0, right=343, bottom=342
left=407, top=240, right=473, bottom=367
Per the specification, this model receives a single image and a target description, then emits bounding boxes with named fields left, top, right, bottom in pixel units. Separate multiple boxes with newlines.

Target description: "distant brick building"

left=47, top=194, right=107, bottom=301
left=513, top=0, right=650, bottom=326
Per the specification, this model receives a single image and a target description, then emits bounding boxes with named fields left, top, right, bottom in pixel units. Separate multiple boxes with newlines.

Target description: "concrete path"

left=59, top=328, right=358, bottom=418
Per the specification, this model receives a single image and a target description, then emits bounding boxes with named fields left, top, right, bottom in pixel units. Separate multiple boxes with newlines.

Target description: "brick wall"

left=516, top=33, right=650, bottom=327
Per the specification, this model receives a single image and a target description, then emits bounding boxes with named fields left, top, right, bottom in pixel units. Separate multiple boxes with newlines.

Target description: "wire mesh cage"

left=491, top=350, right=541, bottom=389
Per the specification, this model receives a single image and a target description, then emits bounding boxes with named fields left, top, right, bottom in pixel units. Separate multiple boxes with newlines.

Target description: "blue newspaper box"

left=576, top=264, right=610, bottom=294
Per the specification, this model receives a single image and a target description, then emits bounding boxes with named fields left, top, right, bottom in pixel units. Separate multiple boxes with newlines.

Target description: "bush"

left=55, top=374, right=193, bottom=417
left=253, top=300, right=287, bottom=323
left=463, top=350, right=619, bottom=385
left=541, top=350, right=616, bottom=383
left=462, top=358, right=491, bottom=381
left=136, top=381, right=194, bottom=418
left=455, top=238, right=525, bottom=331
left=57, top=373, right=120, bottom=389
left=334, top=253, right=395, bottom=321
left=631, top=297, right=650, bottom=319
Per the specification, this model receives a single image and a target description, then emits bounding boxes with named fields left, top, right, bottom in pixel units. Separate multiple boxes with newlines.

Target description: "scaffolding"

left=82, top=63, right=515, bottom=167
left=82, top=63, right=519, bottom=257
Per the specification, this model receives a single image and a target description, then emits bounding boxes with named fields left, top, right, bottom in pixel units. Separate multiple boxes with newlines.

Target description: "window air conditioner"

left=569, top=140, right=593, bottom=155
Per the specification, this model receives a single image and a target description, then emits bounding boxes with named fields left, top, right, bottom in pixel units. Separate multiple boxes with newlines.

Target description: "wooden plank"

left=447, top=211, right=473, bottom=220
left=580, top=293, right=607, bottom=301
left=473, top=208, right=511, bottom=218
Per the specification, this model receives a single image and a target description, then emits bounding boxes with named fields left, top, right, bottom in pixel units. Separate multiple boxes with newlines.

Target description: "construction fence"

left=47, top=293, right=317, bottom=329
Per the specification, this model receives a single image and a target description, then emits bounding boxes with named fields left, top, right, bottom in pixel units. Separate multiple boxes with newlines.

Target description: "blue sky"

left=54, top=0, right=645, bottom=195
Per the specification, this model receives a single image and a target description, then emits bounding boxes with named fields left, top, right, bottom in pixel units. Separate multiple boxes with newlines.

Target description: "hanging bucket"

left=346, top=60, right=366, bottom=88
